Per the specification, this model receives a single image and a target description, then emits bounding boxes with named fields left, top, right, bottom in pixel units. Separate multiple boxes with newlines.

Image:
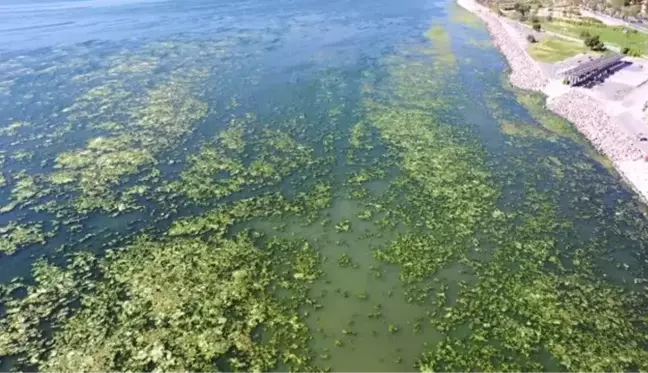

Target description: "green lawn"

left=527, top=36, right=589, bottom=62
left=542, top=21, right=648, bottom=54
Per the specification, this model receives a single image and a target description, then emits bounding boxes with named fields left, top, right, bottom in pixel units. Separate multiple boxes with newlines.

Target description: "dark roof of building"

left=560, top=53, right=623, bottom=78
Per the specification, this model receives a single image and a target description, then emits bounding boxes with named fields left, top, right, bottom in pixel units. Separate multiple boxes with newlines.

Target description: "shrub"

left=547, top=14, right=553, bottom=21
left=584, top=34, right=606, bottom=51
left=581, top=16, right=604, bottom=23
left=622, top=46, right=642, bottom=56
left=514, top=2, right=531, bottom=16
left=533, top=22, right=542, bottom=31
left=527, top=34, right=537, bottom=43
left=562, top=18, right=606, bottom=28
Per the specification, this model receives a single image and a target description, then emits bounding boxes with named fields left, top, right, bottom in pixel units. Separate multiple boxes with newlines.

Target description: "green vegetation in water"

left=1, top=13, right=648, bottom=373
left=335, top=220, right=352, bottom=233
left=487, top=80, right=616, bottom=172
left=4, top=172, right=43, bottom=212
left=357, top=209, right=373, bottom=220
left=515, top=92, right=581, bottom=142
left=0, top=222, right=48, bottom=255
left=361, top=22, right=648, bottom=371
left=424, top=25, right=457, bottom=66
left=515, top=91, right=615, bottom=171
left=450, top=3, right=485, bottom=30
left=170, top=121, right=316, bottom=205
left=338, top=253, right=353, bottom=267
left=0, top=121, right=31, bottom=136
left=0, top=39, right=240, bottom=220
left=54, top=77, right=208, bottom=213
left=500, top=119, right=553, bottom=138
left=0, top=193, right=331, bottom=371
left=467, top=38, right=495, bottom=49
left=349, top=121, right=373, bottom=150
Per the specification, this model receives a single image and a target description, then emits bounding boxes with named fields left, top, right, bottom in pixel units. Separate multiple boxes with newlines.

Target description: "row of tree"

left=505, top=0, right=645, bottom=19
left=581, top=0, right=645, bottom=18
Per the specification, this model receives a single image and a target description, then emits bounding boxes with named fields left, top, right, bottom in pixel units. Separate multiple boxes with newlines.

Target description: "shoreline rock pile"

left=547, top=91, right=644, bottom=162
left=472, top=9, right=547, bottom=91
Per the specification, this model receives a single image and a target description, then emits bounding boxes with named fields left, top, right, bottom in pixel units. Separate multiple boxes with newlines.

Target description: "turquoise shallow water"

left=1, top=0, right=648, bottom=371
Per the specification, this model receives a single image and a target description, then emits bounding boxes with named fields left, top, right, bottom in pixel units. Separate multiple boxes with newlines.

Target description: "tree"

left=547, top=14, right=554, bottom=21
left=627, top=4, right=642, bottom=16
left=584, top=34, right=606, bottom=50
left=514, top=2, right=531, bottom=16
left=533, top=22, right=542, bottom=31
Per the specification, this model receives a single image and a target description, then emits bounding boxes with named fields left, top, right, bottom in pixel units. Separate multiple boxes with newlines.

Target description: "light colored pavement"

left=617, top=160, right=648, bottom=203
left=618, top=111, right=648, bottom=153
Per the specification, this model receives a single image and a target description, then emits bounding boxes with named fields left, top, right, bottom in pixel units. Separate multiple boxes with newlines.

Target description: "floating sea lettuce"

left=0, top=221, right=47, bottom=255
left=357, top=21, right=648, bottom=371
left=171, top=122, right=316, bottom=205
left=0, top=195, right=325, bottom=371
left=53, top=78, right=208, bottom=213
left=0, top=13, right=647, bottom=373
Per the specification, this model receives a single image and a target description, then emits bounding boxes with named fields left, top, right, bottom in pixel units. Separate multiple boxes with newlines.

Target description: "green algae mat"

left=1, top=0, right=648, bottom=372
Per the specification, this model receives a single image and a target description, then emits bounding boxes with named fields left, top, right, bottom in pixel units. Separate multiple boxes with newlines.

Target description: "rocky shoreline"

left=458, top=0, right=547, bottom=91
left=547, top=92, right=643, bottom=162
left=457, top=0, right=648, bottom=203
left=547, top=91, right=648, bottom=202
left=479, top=10, right=548, bottom=92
